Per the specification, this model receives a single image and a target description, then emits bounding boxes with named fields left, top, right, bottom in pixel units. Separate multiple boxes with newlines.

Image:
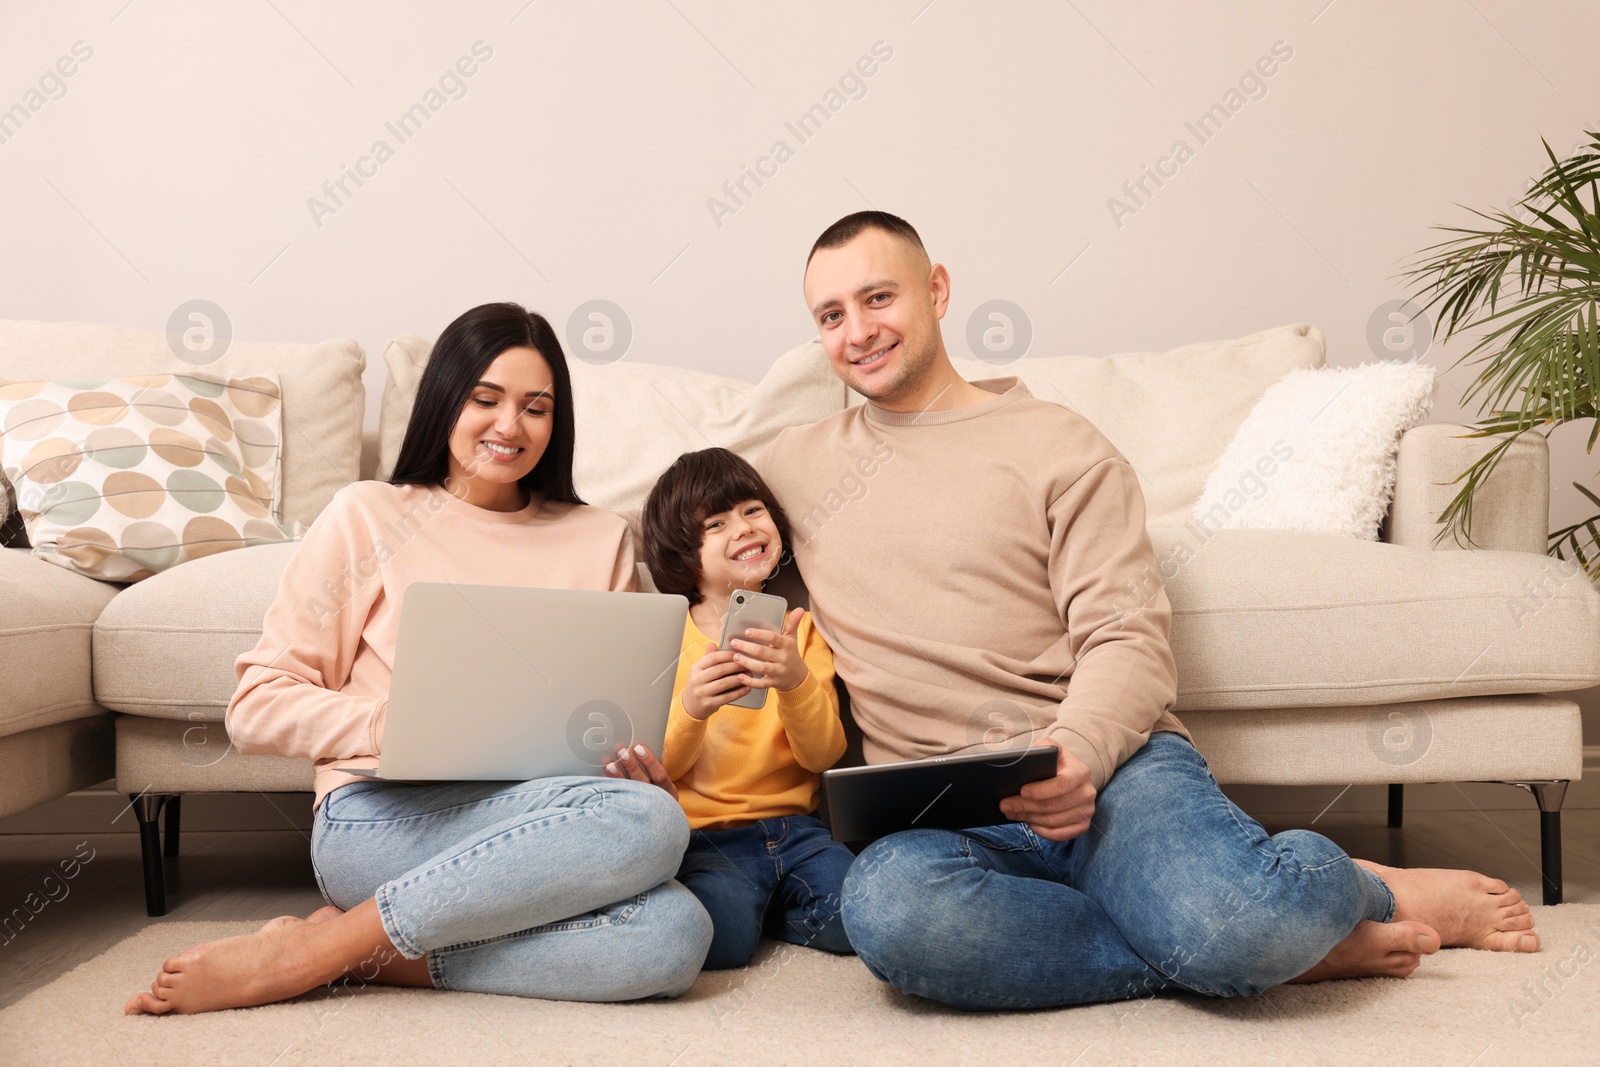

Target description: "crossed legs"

left=840, top=733, right=1535, bottom=1010
left=126, top=776, right=712, bottom=1014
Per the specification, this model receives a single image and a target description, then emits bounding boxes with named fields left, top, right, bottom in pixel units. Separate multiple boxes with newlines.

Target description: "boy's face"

left=697, top=497, right=783, bottom=602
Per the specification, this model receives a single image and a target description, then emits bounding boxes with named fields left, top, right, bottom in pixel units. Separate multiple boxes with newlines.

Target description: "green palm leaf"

left=1405, top=132, right=1600, bottom=575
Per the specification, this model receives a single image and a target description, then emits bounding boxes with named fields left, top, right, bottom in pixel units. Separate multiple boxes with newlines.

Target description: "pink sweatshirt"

left=226, top=481, right=636, bottom=807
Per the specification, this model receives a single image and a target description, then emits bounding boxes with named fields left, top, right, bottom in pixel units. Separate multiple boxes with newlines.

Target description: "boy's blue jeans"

left=677, top=814, right=856, bottom=969
left=840, top=732, right=1396, bottom=1010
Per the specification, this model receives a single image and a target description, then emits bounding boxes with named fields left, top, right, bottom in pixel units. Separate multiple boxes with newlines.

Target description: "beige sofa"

left=3, top=319, right=1595, bottom=916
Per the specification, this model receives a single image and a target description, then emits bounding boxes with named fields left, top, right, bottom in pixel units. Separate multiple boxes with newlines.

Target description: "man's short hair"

left=806, top=210, right=926, bottom=268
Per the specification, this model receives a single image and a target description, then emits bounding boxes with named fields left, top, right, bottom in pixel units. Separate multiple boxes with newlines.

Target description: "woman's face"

left=445, top=345, right=555, bottom=511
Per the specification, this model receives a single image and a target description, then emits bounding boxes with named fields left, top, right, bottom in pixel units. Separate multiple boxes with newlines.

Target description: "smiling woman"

left=123, top=302, right=712, bottom=1016
left=390, top=304, right=580, bottom=513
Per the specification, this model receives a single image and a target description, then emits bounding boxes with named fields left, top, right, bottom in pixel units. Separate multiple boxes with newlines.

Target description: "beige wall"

left=4, top=1, right=1598, bottom=737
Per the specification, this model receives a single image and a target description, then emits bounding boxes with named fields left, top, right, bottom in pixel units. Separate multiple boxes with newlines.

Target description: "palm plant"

left=1406, top=132, right=1600, bottom=578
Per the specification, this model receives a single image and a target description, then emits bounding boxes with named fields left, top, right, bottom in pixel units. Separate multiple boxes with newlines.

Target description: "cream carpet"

left=3, top=907, right=1598, bottom=1067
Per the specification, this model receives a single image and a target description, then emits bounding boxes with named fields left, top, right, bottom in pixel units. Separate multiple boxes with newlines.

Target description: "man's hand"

left=728, top=607, right=809, bottom=693
left=681, top=642, right=751, bottom=720
left=603, top=743, right=678, bottom=800
left=999, top=746, right=1096, bottom=842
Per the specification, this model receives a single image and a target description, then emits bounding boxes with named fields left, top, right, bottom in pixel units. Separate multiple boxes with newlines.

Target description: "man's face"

left=803, top=228, right=949, bottom=407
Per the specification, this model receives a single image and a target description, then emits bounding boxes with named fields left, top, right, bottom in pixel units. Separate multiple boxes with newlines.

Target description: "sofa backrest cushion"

left=940, top=323, right=1327, bottom=528
left=377, top=336, right=847, bottom=513
left=0, top=319, right=364, bottom=528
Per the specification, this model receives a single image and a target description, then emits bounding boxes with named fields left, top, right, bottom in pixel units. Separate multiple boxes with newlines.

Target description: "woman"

left=125, top=303, right=711, bottom=1015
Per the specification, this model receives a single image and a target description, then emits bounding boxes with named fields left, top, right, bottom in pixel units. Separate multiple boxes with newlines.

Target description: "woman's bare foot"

left=1354, top=860, right=1538, bottom=953
left=124, top=919, right=331, bottom=1015
left=1287, top=920, right=1439, bottom=983
left=257, top=905, right=343, bottom=934
left=124, top=899, right=424, bottom=1015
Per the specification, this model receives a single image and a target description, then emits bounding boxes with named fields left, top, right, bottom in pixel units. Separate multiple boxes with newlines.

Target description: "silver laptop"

left=364, top=582, right=687, bottom=781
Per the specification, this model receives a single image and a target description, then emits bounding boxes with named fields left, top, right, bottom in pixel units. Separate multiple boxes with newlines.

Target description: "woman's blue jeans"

left=311, top=776, right=712, bottom=1001
left=840, top=732, right=1395, bottom=1010
left=677, top=814, right=856, bottom=969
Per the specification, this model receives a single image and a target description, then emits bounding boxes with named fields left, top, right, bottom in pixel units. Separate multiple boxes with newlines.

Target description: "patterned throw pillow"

left=0, top=372, right=296, bottom=582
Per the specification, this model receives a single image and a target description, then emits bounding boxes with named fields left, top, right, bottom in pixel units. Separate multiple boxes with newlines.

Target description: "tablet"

left=822, top=744, right=1059, bottom=844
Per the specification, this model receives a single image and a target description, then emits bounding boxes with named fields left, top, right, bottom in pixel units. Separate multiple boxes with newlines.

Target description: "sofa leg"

left=163, top=796, right=182, bottom=858
left=1387, top=784, right=1403, bottom=829
left=1511, top=781, right=1568, bottom=906
left=133, top=793, right=174, bottom=917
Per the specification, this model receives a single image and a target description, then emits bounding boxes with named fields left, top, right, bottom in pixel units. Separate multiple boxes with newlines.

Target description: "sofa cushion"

left=0, top=319, right=364, bottom=528
left=1157, top=527, right=1600, bottom=709
left=946, top=323, right=1325, bottom=527
left=94, top=540, right=296, bottom=720
left=0, top=371, right=294, bottom=581
left=377, top=336, right=848, bottom=512
left=1194, top=361, right=1436, bottom=540
left=0, top=547, right=119, bottom=739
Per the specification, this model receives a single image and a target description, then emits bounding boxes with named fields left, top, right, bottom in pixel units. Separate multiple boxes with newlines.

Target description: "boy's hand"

left=728, top=608, right=809, bottom=694
left=682, top=642, right=751, bottom=720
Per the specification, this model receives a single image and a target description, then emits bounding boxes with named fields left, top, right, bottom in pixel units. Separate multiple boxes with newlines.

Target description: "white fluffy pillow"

left=1192, top=362, right=1436, bottom=540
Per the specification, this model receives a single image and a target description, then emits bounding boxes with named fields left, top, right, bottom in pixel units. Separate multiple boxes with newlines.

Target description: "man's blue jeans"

left=677, top=814, right=856, bottom=969
left=840, top=732, right=1395, bottom=1010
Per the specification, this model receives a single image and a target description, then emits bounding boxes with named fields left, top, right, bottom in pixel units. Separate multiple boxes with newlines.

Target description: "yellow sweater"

left=661, top=611, right=846, bottom=831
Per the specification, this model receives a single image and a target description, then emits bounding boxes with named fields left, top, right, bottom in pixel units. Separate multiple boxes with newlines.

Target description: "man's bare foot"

left=123, top=920, right=331, bottom=1015
left=1287, top=920, right=1439, bottom=983
left=1355, top=860, right=1539, bottom=953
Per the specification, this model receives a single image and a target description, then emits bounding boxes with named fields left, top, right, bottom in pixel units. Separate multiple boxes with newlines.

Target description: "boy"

left=635, top=447, right=856, bottom=969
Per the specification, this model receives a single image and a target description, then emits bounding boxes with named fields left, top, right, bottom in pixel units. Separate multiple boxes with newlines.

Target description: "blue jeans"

left=311, top=776, right=712, bottom=1001
left=840, top=732, right=1395, bottom=1010
left=677, top=814, right=855, bottom=969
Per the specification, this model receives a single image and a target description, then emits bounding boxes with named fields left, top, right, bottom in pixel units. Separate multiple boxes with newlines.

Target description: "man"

left=757, top=211, right=1538, bottom=1010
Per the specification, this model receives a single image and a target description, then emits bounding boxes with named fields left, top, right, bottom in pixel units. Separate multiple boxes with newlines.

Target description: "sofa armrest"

left=1382, top=422, right=1549, bottom=554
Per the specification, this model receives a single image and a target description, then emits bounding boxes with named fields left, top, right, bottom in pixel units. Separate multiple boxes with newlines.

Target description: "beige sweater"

left=225, top=481, right=636, bottom=807
left=759, top=378, right=1187, bottom=790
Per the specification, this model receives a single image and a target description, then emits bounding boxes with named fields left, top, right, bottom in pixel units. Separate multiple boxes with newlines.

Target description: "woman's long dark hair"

left=390, top=302, right=584, bottom=506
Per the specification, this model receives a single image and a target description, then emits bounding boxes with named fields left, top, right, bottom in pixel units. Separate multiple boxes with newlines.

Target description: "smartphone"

left=719, top=589, right=788, bottom=709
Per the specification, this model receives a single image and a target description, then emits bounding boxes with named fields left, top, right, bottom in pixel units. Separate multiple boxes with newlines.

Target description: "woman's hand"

left=681, top=642, right=751, bottom=720
left=728, top=608, right=809, bottom=694
left=603, top=743, right=678, bottom=799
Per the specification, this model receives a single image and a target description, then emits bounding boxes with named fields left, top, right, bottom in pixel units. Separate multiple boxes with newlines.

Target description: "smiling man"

left=756, top=210, right=1539, bottom=1010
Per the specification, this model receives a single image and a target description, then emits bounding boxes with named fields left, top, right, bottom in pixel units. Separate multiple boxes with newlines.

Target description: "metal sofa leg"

left=163, top=796, right=182, bottom=858
left=133, top=793, right=174, bottom=917
left=1511, top=781, right=1568, bottom=906
left=1387, top=784, right=1403, bottom=829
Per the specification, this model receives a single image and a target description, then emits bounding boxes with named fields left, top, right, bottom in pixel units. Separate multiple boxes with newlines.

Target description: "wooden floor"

left=0, top=805, right=1595, bottom=1013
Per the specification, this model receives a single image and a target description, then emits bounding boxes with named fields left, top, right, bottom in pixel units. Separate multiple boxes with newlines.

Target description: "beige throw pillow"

left=0, top=371, right=295, bottom=582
